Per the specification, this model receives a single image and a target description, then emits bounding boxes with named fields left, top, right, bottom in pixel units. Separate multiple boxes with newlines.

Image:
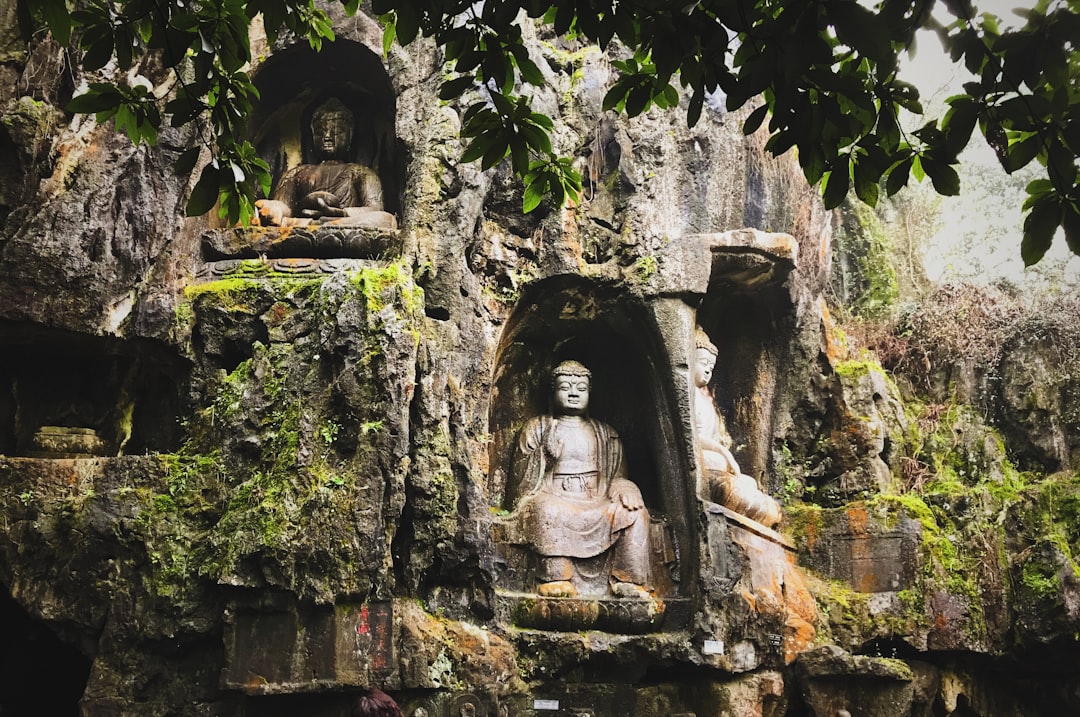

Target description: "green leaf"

left=877, top=105, right=900, bottom=152
left=522, top=175, right=546, bottom=213
left=687, top=88, right=704, bottom=128
left=528, top=112, right=553, bottom=130
left=174, top=147, right=201, bottom=176
left=800, top=143, right=826, bottom=185
left=659, top=84, right=679, bottom=109
left=461, top=135, right=494, bottom=164
left=1062, top=202, right=1080, bottom=256
left=1004, top=134, right=1040, bottom=172
left=602, top=81, right=629, bottom=112
left=822, top=165, right=850, bottom=209
left=625, top=83, right=651, bottom=118
left=395, top=6, right=419, bottom=44
left=742, top=104, right=769, bottom=135
left=381, top=13, right=396, bottom=55
left=82, top=35, right=115, bottom=72
left=480, top=135, right=510, bottom=169
left=831, top=1, right=893, bottom=62
left=911, top=154, right=926, bottom=182
left=187, top=166, right=222, bottom=217
left=510, top=137, right=529, bottom=176
left=852, top=158, right=880, bottom=206
left=941, top=97, right=978, bottom=158
left=1021, top=196, right=1059, bottom=266
left=515, top=54, right=545, bottom=86
left=40, top=0, right=71, bottom=46
left=922, top=157, right=961, bottom=195
left=885, top=156, right=913, bottom=197
left=439, top=76, right=475, bottom=101
left=66, top=85, right=121, bottom=114
left=519, top=123, right=552, bottom=154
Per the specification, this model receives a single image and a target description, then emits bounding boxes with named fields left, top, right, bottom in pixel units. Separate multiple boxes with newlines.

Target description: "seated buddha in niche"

left=255, top=97, right=396, bottom=229
left=508, top=360, right=652, bottom=599
left=693, top=326, right=782, bottom=528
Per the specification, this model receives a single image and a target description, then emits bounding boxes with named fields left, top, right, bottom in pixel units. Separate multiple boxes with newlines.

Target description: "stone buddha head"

left=551, top=360, right=591, bottom=416
left=693, top=327, right=718, bottom=388
left=310, top=97, right=354, bottom=162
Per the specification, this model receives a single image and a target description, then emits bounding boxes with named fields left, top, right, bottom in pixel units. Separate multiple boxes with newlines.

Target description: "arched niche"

left=695, top=260, right=796, bottom=490
left=0, top=324, right=186, bottom=457
left=249, top=40, right=402, bottom=217
left=488, top=276, right=693, bottom=592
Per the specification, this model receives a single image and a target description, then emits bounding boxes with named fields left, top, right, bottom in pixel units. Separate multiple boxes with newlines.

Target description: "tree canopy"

left=15, top=0, right=1080, bottom=265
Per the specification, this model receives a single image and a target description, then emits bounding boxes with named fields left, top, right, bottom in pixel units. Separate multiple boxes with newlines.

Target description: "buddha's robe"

left=508, top=415, right=649, bottom=584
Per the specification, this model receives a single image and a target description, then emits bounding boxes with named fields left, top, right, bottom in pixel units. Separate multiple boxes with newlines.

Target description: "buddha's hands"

left=298, top=191, right=347, bottom=218
left=609, top=481, right=645, bottom=511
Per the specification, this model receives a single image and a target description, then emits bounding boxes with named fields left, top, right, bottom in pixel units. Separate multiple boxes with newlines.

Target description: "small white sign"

left=533, top=700, right=560, bottom=711
left=703, top=639, right=725, bottom=655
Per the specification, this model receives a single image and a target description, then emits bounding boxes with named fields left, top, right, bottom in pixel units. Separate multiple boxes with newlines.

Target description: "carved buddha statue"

left=507, top=360, right=652, bottom=599
left=693, top=327, right=782, bottom=527
left=255, top=97, right=396, bottom=229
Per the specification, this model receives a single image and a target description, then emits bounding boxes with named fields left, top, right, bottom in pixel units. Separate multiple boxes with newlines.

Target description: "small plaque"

left=533, top=700, right=560, bottom=711
left=767, top=633, right=783, bottom=648
left=703, top=639, right=724, bottom=655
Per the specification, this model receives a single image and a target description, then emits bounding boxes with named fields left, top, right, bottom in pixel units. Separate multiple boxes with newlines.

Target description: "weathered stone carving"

left=506, top=360, right=652, bottom=598
left=255, top=97, right=396, bottom=229
left=693, top=326, right=782, bottom=527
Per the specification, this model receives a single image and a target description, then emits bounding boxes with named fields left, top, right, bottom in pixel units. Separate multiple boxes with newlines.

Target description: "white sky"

left=897, top=0, right=1080, bottom=290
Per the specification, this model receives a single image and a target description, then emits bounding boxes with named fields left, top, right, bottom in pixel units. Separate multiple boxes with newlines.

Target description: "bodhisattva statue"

left=255, top=97, right=396, bottom=229
left=693, top=327, right=782, bottom=528
left=508, top=360, right=652, bottom=599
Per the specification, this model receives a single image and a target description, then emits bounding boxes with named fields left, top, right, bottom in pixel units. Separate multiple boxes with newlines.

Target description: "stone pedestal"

left=203, top=225, right=402, bottom=260
left=495, top=593, right=690, bottom=634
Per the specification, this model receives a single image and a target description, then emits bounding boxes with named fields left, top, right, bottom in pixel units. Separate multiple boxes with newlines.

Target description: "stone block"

left=223, top=601, right=393, bottom=693
left=795, top=504, right=922, bottom=593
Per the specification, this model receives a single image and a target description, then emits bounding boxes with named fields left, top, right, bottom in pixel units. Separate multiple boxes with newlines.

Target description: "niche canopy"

left=199, top=39, right=403, bottom=274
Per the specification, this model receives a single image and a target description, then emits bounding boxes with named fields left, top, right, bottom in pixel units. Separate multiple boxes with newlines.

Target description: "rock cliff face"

left=1, top=7, right=1079, bottom=717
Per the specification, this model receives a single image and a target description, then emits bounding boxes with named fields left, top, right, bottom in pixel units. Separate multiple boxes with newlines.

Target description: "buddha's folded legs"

left=610, top=508, right=651, bottom=588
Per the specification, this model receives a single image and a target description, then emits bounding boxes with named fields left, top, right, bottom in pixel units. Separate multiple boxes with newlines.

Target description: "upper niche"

left=249, top=40, right=401, bottom=218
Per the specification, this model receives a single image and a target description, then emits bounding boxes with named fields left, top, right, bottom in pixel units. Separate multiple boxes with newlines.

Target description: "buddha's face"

left=694, top=348, right=716, bottom=388
left=553, top=374, right=590, bottom=415
left=311, top=108, right=353, bottom=160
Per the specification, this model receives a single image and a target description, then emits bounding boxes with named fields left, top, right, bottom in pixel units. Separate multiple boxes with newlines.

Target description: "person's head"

left=311, top=97, right=354, bottom=161
left=551, top=360, right=591, bottom=415
left=693, top=327, right=718, bottom=388
left=351, top=689, right=403, bottom=717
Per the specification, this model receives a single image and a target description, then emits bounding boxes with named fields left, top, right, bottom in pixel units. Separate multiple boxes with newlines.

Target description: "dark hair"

left=351, top=689, right=403, bottom=717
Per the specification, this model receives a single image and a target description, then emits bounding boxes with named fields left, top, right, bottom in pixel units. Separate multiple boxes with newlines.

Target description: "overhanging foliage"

left=15, top=0, right=1080, bottom=264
